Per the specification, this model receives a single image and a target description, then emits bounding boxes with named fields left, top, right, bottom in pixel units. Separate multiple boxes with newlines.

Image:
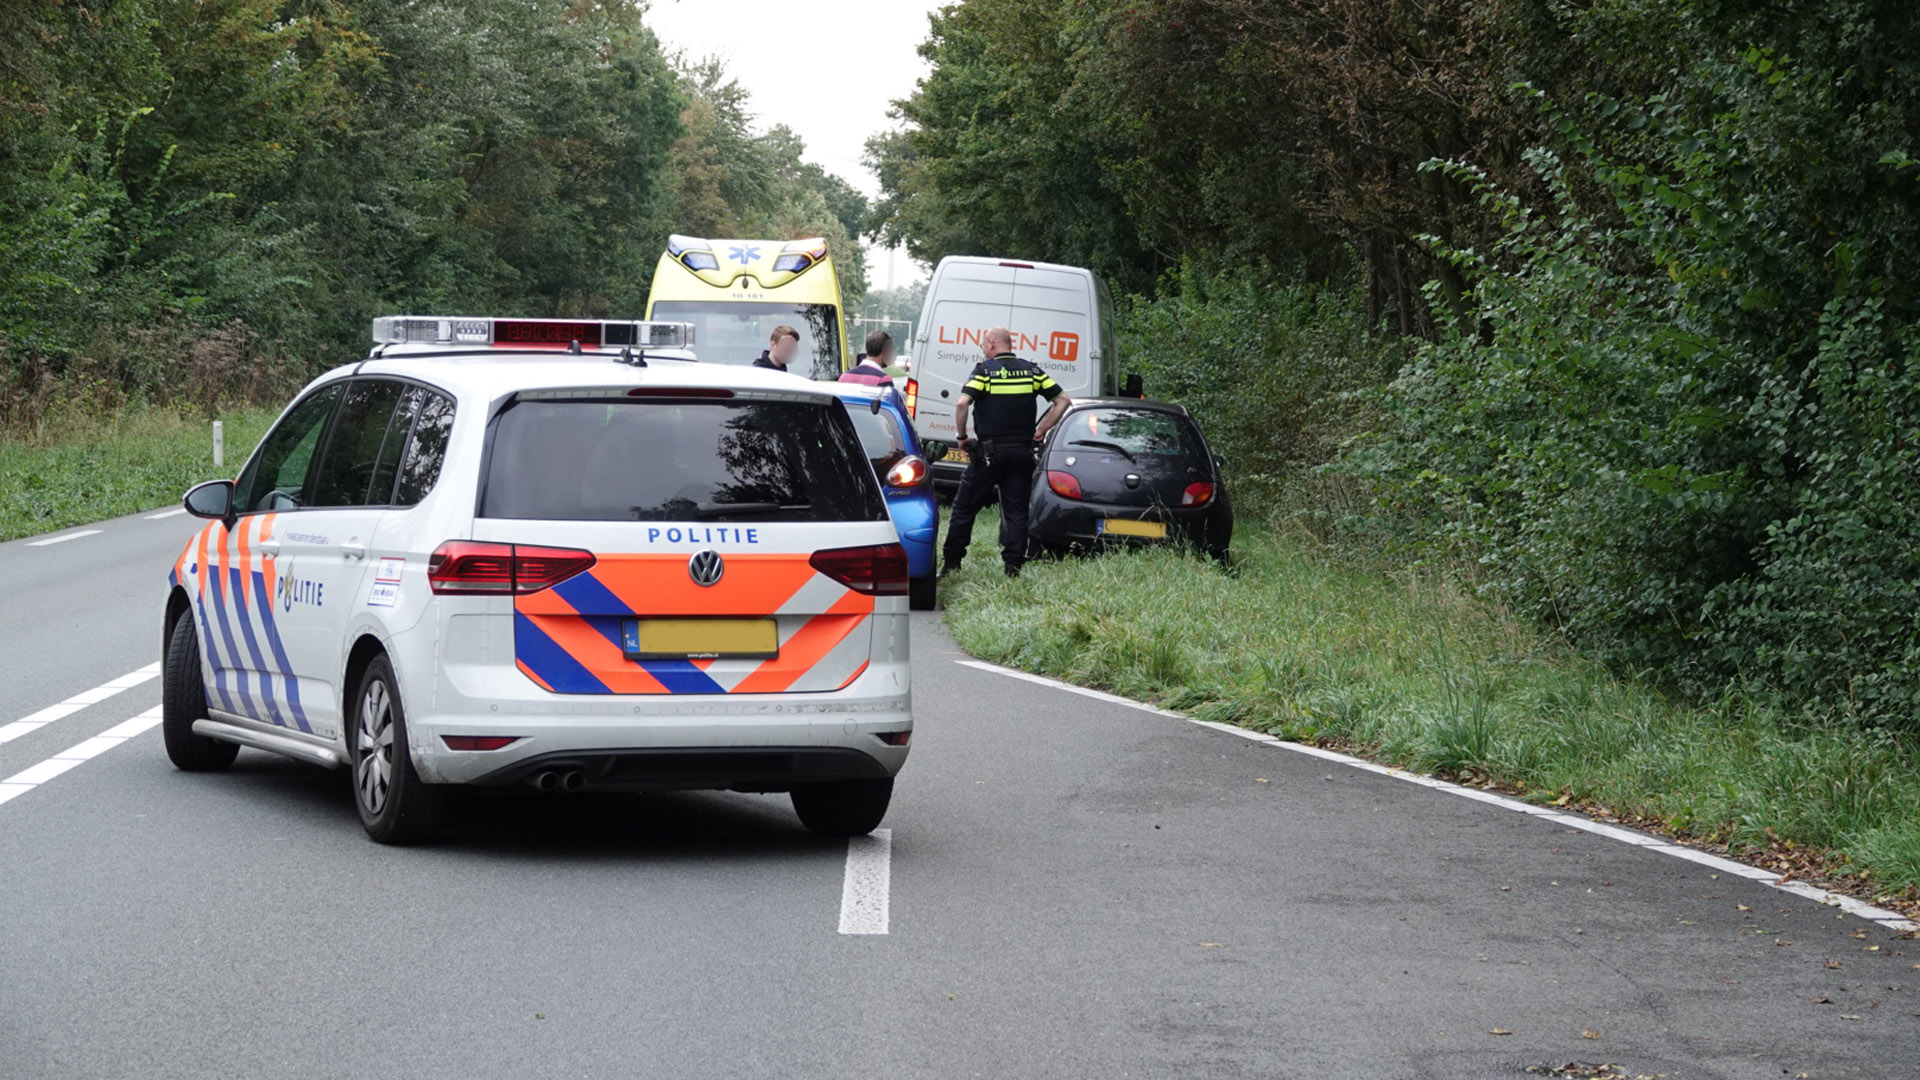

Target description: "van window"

left=479, top=398, right=886, bottom=523
left=651, top=301, right=843, bottom=381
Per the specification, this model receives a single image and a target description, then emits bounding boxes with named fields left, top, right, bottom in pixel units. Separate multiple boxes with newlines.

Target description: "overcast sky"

left=644, top=0, right=945, bottom=288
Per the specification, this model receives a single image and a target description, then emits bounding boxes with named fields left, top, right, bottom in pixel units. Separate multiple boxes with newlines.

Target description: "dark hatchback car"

left=1027, top=399, right=1233, bottom=560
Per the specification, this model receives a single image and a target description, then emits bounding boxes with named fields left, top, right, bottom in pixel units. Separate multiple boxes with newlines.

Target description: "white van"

left=910, top=256, right=1124, bottom=483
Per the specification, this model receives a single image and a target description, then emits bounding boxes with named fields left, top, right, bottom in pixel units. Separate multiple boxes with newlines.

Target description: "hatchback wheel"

left=349, top=655, right=449, bottom=844
left=161, top=613, right=239, bottom=772
left=909, top=574, right=937, bottom=611
left=791, top=778, right=893, bottom=837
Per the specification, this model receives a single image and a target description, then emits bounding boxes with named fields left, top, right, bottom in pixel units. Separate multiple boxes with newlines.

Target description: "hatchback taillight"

left=1047, top=470, right=1083, bottom=500
left=810, top=543, right=910, bottom=596
left=428, top=541, right=596, bottom=596
left=886, top=455, right=930, bottom=488
left=1181, top=482, right=1215, bottom=507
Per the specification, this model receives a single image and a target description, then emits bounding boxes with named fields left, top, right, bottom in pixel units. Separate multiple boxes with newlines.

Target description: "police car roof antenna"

left=620, top=345, right=646, bottom=368
left=568, top=339, right=582, bottom=355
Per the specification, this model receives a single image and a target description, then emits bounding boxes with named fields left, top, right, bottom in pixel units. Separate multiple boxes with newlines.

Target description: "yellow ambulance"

left=645, top=235, right=854, bottom=381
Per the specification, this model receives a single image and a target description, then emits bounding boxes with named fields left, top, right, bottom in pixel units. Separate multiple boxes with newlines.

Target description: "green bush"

left=1120, top=268, right=1402, bottom=524
left=1352, top=59, right=1920, bottom=728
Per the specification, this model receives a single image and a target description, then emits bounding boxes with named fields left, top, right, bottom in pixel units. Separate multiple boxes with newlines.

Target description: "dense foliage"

left=0, top=0, right=865, bottom=426
left=877, top=0, right=1920, bottom=728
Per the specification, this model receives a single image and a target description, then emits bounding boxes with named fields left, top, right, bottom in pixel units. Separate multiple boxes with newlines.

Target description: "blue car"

left=837, top=384, right=941, bottom=609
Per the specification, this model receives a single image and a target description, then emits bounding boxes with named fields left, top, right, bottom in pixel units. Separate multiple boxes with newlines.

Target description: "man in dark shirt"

left=941, top=327, right=1072, bottom=577
left=752, top=325, right=801, bottom=372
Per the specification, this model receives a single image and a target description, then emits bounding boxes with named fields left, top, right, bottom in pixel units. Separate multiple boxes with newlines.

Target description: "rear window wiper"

left=694, top=501, right=810, bottom=518
left=1068, top=438, right=1136, bottom=462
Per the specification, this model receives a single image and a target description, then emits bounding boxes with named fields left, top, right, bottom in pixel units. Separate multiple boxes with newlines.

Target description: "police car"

left=161, top=316, right=912, bottom=844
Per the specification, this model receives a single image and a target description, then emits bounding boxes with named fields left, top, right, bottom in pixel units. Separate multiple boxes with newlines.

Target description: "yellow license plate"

left=942, top=447, right=970, bottom=464
left=1101, top=518, right=1167, bottom=539
left=623, top=618, right=778, bottom=660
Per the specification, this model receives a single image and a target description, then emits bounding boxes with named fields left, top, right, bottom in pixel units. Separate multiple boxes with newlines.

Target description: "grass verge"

left=0, top=406, right=278, bottom=541
left=941, top=516, right=1920, bottom=917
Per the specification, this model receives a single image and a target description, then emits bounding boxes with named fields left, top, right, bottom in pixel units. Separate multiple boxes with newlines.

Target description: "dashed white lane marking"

left=839, top=828, right=892, bottom=935
left=0, top=664, right=161, bottom=745
left=0, top=706, right=163, bottom=806
left=26, top=529, right=102, bottom=547
left=144, top=508, right=188, bottom=520
left=955, top=659, right=1920, bottom=933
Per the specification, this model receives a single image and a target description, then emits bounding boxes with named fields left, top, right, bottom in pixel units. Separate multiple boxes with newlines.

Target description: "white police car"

left=162, top=316, right=911, bottom=844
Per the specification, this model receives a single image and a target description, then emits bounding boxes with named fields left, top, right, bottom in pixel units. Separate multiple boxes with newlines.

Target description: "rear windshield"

left=845, top=402, right=906, bottom=470
left=479, top=397, right=887, bottom=523
left=1060, top=408, right=1204, bottom=457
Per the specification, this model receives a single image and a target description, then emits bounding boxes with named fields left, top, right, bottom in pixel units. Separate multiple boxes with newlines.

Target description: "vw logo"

left=688, top=549, right=724, bottom=587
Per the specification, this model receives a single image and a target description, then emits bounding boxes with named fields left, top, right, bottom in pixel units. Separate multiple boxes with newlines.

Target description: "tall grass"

left=942, top=521, right=1920, bottom=896
left=0, top=405, right=278, bottom=540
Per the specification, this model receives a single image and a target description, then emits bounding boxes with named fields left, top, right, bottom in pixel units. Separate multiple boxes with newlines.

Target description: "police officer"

left=941, top=327, right=1071, bottom=577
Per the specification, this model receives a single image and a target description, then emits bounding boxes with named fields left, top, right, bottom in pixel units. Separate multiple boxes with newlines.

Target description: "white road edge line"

left=839, top=828, right=892, bottom=935
left=955, top=659, right=1920, bottom=933
left=0, top=663, right=162, bottom=745
left=26, top=529, right=103, bottom=547
left=0, top=706, right=163, bottom=807
left=144, top=508, right=188, bottom=520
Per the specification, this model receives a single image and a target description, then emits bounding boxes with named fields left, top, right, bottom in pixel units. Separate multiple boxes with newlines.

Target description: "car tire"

left=909, top=574, right=937, bottom=610
left=791, top=778, right=894, bottom=837
left=349, top=654, right=449, bottom=845
left=162, top=612, right=239, bottom=772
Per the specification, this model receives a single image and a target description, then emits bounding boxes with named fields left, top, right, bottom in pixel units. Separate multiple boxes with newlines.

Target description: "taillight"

left=886, top=455, right=930, bottom=488
left=1047, top=470, right=1083, bottom=499
left=810, top=543, right=910, bottom=596
left=441, top=735, right=521, bottom=751
left=428, top=541, right=596, bottom=596
left=903, top=378, right=919, bottom=419
left=1181, top=482, right=1215, bottom=507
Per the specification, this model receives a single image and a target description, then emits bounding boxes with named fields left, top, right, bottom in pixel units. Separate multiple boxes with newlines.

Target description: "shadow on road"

left=192, top=750, right=844, bottom=862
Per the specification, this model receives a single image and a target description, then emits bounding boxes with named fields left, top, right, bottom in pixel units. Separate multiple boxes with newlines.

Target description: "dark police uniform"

left=943, top=353, right=1063, bottom=575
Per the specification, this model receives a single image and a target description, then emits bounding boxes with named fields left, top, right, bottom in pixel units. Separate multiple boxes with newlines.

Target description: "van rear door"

left=913, top=259, right=1099, bottom=451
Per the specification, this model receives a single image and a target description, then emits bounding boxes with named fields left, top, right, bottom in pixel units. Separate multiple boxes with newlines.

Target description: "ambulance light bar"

left=372, top=317, right=695, bottom=350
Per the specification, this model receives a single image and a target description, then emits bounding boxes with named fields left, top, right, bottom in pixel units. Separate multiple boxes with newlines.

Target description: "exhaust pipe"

left=560, top=769, right=585, bottom=793
left=532, top=770, right=560, bottom=792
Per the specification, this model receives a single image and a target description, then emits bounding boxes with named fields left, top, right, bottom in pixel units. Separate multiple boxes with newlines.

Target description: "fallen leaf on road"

left=1775, top=939, right=1793, bottom=947
left=1839, top=1013, right=1864, bottom=1020
left=1737, top=904, right=1752, bottom=912
left=1254, top=777, right=1270, bottom=783
left=1490, top=1028, right=1513, bottom=1036
left=1865, top=944, right=1881, bottom=952
left=1581, top=1029, right=1601, bottom=1040
left=1200, top=942, right=1221, bottom=948
left=1501, top=885, right=1513, bottom=892
left=1826, top=960, right=1844, bottom=969
left=1810, top=996, right=1834, bottom=1004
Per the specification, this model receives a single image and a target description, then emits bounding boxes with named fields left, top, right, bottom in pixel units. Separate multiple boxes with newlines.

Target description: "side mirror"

left=1122, top=373, right=1144, bottom=399
left=922, top=439, right=948, bottom=462
left=870, top=395, right=883, bottom=415
left=183, top=479, right=235, bottom=521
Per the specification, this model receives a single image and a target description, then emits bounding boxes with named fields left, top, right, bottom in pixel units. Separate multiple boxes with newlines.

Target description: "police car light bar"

left=372, top=317, right=695, bottom=350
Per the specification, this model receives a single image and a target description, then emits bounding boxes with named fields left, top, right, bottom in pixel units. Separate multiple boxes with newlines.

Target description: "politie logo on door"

left=277, top=559, right=324, bottom=612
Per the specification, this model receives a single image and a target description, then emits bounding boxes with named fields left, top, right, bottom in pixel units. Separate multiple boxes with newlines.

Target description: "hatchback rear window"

left=1061, top=408, right=1204, bottom=457
left=479, top=397, right=887, bottom=523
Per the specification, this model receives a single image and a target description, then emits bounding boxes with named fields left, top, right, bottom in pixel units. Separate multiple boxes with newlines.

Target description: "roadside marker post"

left=212, top=420, right=224, bottom=468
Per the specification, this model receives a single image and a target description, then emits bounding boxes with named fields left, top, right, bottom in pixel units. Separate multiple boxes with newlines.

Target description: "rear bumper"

left=1029, top=499, right=1230, bottom=552
left=400, top=610, right=912, bottom=787
left=469, top=746, right=893, bottom=791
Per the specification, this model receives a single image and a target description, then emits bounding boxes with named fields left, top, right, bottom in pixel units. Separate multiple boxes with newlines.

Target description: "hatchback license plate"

left=1100, top=518, right=1167, bottom=539
left=623, top=618, right=778, bottom=660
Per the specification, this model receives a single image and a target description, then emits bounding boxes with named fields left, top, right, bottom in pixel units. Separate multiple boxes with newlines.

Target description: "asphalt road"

left=1, top=510, right=1916, bottom=1079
